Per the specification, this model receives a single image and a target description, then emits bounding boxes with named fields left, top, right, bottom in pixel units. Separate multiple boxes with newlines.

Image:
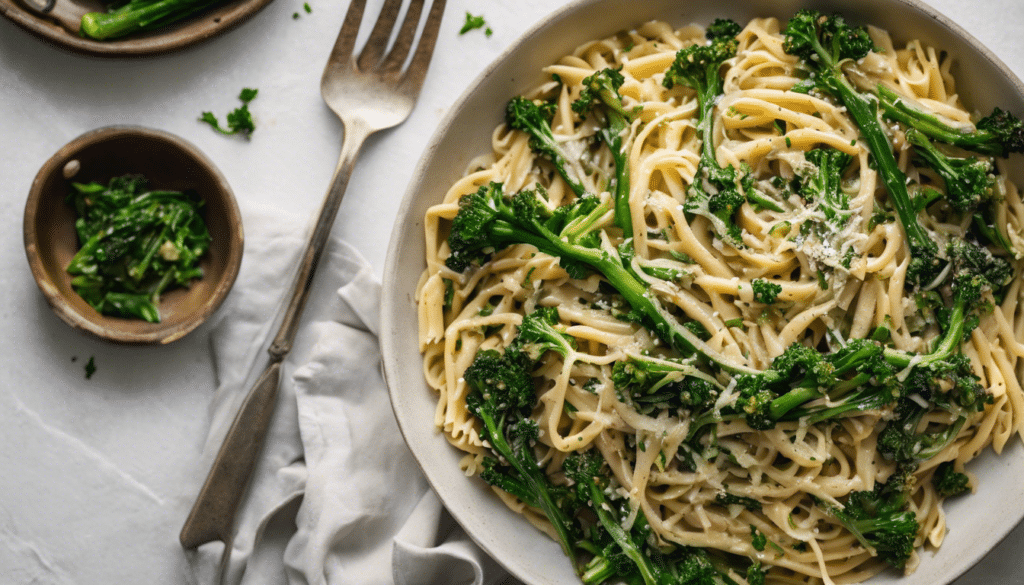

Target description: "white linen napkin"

left=182, top=203, right=523, bottom=585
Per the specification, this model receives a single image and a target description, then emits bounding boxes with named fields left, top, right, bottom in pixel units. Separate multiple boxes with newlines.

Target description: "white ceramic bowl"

left=381, top=1, right=1024, bottom=583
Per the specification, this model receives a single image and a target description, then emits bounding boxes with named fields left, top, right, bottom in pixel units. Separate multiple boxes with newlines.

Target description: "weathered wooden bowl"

left=24, top=125, right=244, bottom=344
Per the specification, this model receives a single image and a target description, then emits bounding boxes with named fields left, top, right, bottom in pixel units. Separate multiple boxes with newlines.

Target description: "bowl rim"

left=381, top=0, right=1024, bottom=583
left=23, top=124, right=244, bottom=345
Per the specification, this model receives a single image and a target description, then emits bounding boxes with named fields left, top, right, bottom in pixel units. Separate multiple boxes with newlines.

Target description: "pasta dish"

left=416, top=10, right=1024, bottom=585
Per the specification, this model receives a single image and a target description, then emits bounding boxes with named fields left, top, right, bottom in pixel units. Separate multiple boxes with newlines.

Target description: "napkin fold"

left=183, top=203, right=522, bottom=585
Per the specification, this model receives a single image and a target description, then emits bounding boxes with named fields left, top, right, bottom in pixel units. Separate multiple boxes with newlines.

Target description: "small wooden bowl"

left=24, top=126, right=244, bottom=344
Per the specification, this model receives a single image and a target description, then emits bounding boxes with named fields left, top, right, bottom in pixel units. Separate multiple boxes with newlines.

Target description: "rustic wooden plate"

left=0, top=0, right=274, bottom=57
left=24, top=126, right=244, bottom=344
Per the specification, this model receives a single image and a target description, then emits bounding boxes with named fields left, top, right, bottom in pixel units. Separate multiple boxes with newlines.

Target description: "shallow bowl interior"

left=381, top=1, right=1024, bottom=584
left=24, top=125, right=244, bottom=345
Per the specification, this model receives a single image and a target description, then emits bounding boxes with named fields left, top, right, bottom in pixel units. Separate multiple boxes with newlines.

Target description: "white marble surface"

left=0, top=0, right=1021, bottom=583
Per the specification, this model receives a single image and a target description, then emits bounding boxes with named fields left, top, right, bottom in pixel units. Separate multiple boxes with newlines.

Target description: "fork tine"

left=355, top=0, right=404, bottom=71
left=376, top=0, right=424, bottom=76
left=397, top=0, right=445, bottom=93
left=324, top=0, right=367, bottom=71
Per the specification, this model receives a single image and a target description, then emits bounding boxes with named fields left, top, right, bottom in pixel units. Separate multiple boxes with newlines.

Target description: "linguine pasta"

left=416, top=16, right=1024, bottom=585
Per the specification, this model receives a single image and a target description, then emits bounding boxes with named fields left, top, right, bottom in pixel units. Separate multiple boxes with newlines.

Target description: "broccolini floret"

left=905, top=128, right=995, bottom=215
left=510, top=306, right=578, bottom=361
left=732, top=343, right=836, bottom=430
left=506, top=97, right=588, bottom=197
left=932, top=461, right=971, bottom=497
left=820, top=467, right=919, bottom=568
left=798, top=147, right=855, bottom=226
left=611, top=353, right=721, bottom=415
left=877, top=397, right=969, bottom=465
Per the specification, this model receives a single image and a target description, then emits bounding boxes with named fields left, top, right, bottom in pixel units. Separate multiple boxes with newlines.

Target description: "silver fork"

left=179, top=0, right=446, bottom=565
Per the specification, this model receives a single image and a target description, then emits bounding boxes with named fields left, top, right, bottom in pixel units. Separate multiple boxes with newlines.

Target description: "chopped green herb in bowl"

left=24, top=126, right=244, bottom=345
left=65, top=173, right=211, bottom=323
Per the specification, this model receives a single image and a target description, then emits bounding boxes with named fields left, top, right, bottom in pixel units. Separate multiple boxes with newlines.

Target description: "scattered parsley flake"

left=238, top=88, right=258, bottom=102
left=85, top=356, right=96, bottom=379
left=200, top=88, right=259, bottom=139
left=442, top=278, right=455, bottom=310
left=459, top=12, right=489, bottom=35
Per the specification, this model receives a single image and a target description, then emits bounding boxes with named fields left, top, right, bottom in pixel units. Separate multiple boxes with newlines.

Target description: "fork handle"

left=179, top=119, right=373, bottom=549
left=179, top=360, right=281, bottom=549
left=269, top=118, right=375, bottom=359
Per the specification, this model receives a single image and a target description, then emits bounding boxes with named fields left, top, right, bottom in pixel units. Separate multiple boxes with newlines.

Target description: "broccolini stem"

left=876, top=85, right=1011, bottom=157
left=610, top=131, right=633, bottom=239
left=491, top=214, right=753, bottom=374
left=883, top=295, right=969, bottom=369
left=80, top=0, right=220, bottom=41
left=579, top=554, right=616, bottom=585
left=768, top=382, right=822, bottom=420
left=476, top=411, right=577, bottom=564
left=601, top=98, right=634, bottom=240
left=580, top=481, right=660, bottom=585
left=824, top=76, right=939, bottom=264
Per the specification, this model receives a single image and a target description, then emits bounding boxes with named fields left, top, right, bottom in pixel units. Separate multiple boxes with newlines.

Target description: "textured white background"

left=0, top=0, right=1021, bottom=582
